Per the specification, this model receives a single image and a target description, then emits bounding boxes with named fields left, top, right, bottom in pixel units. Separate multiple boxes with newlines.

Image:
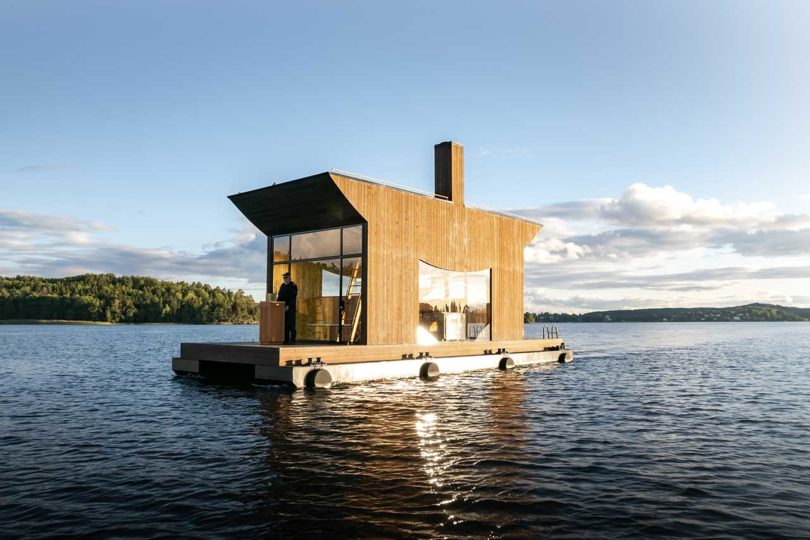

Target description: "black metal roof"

left=228, top=173, right=365, bottom=237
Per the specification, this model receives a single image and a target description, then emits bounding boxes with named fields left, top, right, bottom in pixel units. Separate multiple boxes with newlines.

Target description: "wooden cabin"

left=173, top=141, right=571, bottom=387
left=229, top=141, right=540, bottom=347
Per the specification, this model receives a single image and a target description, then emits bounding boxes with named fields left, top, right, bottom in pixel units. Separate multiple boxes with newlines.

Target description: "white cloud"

left=1, top=208, right=266, bottom=297
left=599, top=183, right=777, bottom=227
left=516, top=183, right=810, bottom=261
left=0, top=208, right=110, bottom=234
left=524, top=237, right=591, bottom=264
left=516, top=183, right=810, bottom=312
left=524, top=290, right=664, bottom=313
left=526, top=264, right=810, bottom=292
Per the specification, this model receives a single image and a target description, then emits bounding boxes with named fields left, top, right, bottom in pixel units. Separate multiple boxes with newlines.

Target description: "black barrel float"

left=498, top=356, right=515, bottom=370
left=419, top=362, right=440, bottom=380
left=305, top=368, right=333, bottom=388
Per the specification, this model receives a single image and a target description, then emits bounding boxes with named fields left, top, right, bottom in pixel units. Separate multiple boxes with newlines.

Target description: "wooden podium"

left=259, top=301, right=286, bottom=345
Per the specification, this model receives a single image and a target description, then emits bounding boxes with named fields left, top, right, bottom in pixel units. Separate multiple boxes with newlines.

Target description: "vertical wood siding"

left=331, top=173, right=540, bottom=345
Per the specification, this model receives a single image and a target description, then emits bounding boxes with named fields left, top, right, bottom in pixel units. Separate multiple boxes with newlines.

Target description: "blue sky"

left=2, top=1, right=809, bottom=311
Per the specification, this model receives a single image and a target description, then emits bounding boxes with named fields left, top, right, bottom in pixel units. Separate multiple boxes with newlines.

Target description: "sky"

left=2, top=0, right=809, bottom=312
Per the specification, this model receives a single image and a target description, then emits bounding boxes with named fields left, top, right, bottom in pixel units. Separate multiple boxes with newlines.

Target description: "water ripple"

left=1, top=322, right=809, bottom=538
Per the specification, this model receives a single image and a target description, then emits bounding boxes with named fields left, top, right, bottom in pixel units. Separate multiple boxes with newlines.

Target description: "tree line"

left=524, top=312, right=583, bottom=323
left=524, top=303, right=810, bottom=323
left=0, top=274, right=258, bottom=324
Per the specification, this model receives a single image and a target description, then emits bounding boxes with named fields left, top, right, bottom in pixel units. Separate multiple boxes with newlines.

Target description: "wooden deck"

left=179, top=338, right=565, bottom=368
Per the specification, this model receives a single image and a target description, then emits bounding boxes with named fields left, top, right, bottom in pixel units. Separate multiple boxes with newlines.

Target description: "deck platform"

left=172, top=338, right=573, bottom=388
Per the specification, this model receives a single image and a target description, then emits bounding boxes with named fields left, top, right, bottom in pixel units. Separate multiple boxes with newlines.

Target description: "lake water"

left=1, top=322, right=809, bottom=538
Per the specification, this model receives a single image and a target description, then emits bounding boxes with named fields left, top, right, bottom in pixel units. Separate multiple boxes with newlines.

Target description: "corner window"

left=271, top=226, right=364, bottom=343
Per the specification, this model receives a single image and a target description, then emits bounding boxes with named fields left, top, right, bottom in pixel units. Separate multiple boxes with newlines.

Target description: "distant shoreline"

left=0, top=320, right=258, bottom=325
left=1, top=319, right=807, bottom=326
left=0, top=320, right=116, bottom=325
left=525, top=303, right=810, bottom=323
left=525, top=320, right=809, bottom=324
left=0, top=274, right=258, bottom=325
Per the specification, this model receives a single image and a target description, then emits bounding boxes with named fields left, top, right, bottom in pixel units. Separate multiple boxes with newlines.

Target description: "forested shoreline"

left=525, top=303, right=810, bottom=323
left=3, top=274, right=806, bottom=325
left=0, top=274, right=258, bottom=324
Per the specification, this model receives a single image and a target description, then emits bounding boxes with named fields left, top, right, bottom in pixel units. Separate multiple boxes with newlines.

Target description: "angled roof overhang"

left=228, top=173, right=365, bottom=237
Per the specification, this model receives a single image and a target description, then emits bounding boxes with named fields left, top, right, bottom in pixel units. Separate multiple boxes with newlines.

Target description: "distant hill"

left=526, top=303, right=810, bottom=323
left=0, top=274, right=258, bottom=324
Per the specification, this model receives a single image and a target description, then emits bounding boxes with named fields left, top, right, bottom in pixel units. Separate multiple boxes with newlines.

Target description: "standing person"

left=277, top=271, right=298, bottom=344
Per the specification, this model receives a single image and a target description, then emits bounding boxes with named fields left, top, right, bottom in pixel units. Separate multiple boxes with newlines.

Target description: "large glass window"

left=418, top=261, right=490, bottom=344
left=291, top=228, right=340, bottom=260
left=271, top=226, right=364, bottom=343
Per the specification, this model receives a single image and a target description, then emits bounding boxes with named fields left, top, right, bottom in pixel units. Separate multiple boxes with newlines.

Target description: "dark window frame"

left=270, top=224, right=366, bottom=344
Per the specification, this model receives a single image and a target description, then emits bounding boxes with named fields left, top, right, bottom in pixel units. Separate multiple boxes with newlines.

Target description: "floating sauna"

left=172, top=141, right=572, bottom=387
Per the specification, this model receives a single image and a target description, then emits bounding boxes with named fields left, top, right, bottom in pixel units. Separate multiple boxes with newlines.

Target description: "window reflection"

left=291, top=228, right=340, bottom=260
left=272, top=263, right=288, bottom=300
left=270, top=225, right=364, bottom=343
left=341, top=257, right=362, bottom=297
left=340, top=257, right=363, bottom=343
left=272, top=235, right=290, bottom=262
left=291, top=258, right=342, bottom=341
left=418, top=261, right=490, bottom=344
left=342, top=225, right=363, bottom=255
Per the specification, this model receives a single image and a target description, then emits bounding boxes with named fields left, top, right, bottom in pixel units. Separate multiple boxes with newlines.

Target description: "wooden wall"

left=331, top=173, right=540, bottom=345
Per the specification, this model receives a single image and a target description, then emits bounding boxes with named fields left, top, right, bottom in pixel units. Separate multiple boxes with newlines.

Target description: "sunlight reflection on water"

left=1, top=322, right=809, bottom=538
left=415, top=412, right=447, bottom=489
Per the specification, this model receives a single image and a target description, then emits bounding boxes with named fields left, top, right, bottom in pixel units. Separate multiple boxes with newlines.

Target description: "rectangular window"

left=272, top=235, right=290, bottom=262
left=342, top=225, right=363, bottom=256
left=291, top=228, right=341, bottom=260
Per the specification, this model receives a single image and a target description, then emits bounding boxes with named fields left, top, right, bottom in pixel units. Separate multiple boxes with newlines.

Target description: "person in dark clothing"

left=277, top=272, right=298, bottom=344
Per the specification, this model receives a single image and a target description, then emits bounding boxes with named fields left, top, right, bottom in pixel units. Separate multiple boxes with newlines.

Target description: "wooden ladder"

left=341, top=260, right=362, bottom=343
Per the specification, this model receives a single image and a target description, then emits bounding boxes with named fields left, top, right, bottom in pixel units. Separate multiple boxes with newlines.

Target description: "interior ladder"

left=341, top=261, right=362, bottom=343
